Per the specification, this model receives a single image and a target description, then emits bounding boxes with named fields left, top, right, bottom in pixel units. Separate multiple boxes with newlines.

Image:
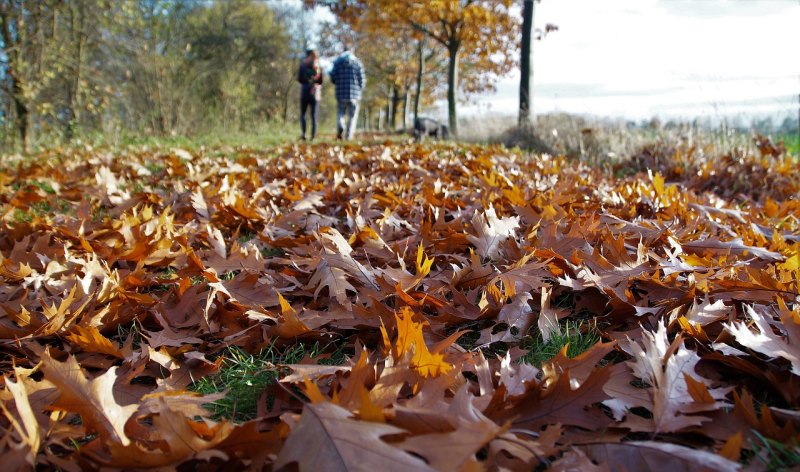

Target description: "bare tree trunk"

left=413, top=39, right=424, bottom=124
left=519, top=0, right=534, bottom=129
left=402, top=88, right=409, bottom=130
left=446, top=43, right=459, bottom=137
left=12, top=80, right=28, bottom=150
left=0, top=7, right=29, bottom=151
left=389, top=85, right=401, bottom=130
left=65, top=0, right=86, bottom=141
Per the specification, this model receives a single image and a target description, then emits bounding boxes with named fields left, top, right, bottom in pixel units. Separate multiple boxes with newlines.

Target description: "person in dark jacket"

left=297, top=48, right=323, bottom=141
left=329, top=45, right=365, bottom=140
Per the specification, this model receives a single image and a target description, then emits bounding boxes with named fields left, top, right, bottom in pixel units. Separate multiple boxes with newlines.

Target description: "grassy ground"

left=461, top=113, right=800, bottom=164
left=777, top=132, right=800, bottom=155
left=192, top=343, right=346, bottom=421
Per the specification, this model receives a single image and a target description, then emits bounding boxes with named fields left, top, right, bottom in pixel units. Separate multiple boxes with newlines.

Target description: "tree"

left=518, top=0, right=535, bottom=129
left=0, top=0, right=40, bottom=150
left=519, top=0, right=556, bottom=130
left=184, top=1, right=293, bottom=131
left=1, top=0, right=116, bottom=148
left=339, top=1, right=519, bottom=138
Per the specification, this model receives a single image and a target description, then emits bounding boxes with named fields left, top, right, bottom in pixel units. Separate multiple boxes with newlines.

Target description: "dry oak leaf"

left=625, top=322, right=728, bottom=433
left=683, top=296, right=731, bottom=327
left=467, top=205, right=520, bottom=260
left=724, top=304, right=800, bottom=375
left=489, top=366, right=611, bottom=431
left=82, top=397, right=233, bottom=468
left=582, top=441, right=741, bottom=472
left=497, top=351, right=541, bottom=398
left=681, top=237, right=784, bottom=263
left=549, top=447, right=610, bottom=472
left=39, top=351, right=138, bottom=446
left=0, top=373, right=43, bottom=468
left=272, top=292, right=311, bottom=338
left=399, top=385, right=505, bottom=472
left=384, top=307, right=454, bottom=379
left=542, top=340, right=617, bottom=388
left=65, top=325, right=124, bottom=359
left=273, top=402, right=434, bottom=472
left=306, top=259, right=357, bottom=307
left=379, top=243, right=434, bottom=291
left=477, top=292, right=534, bottom=345
left=318, top=228, right=379, bottom=289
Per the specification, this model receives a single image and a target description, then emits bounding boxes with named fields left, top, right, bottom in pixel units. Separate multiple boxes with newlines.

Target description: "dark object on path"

left=414, top=117, right=449, bottom=141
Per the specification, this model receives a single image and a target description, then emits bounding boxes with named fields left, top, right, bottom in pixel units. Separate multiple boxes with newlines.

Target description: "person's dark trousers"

left=300, top=93, right=319, bottom=140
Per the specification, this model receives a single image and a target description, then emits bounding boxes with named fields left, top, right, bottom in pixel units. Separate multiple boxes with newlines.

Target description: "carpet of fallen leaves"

left=0, top=141, right=799, bottom=471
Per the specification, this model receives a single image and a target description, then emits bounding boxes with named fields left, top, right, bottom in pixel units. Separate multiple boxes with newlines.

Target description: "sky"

left=461, top=0, right=800, bottom=123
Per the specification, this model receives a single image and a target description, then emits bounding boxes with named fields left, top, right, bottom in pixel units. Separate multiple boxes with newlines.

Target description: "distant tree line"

left=0, top=0, right=326, bottom=150
left=1, top=0, right=539, bottom=150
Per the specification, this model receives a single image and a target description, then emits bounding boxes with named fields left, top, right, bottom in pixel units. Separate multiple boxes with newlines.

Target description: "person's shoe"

left=336, top=133, right=343, bottom=140
left=300, top=135, right=307, bottom=141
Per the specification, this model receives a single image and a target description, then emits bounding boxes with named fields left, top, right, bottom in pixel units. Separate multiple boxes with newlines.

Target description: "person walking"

left=329, top=45, right=365, bottom=140
left=297, top=48, right=323, bottom=141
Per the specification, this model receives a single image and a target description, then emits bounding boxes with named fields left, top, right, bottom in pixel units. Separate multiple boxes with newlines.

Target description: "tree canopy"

left=335, top=0, right=519, bottom=136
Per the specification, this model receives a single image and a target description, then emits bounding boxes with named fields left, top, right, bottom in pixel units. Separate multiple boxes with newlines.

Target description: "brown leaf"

left=467, top=205, right=520, bottom=260
left=489, top=367, right=611, bottom=431
left=307, top=259, right=357, bottom=307
left=274, top=402, right=434, bottom=472
left=724, top=304, right=800, bottom=375
left=549, top=448, right=610, bottom=472
left=39, top=351, right=138, bottom=445
left=625, top=323, right=728, bottom=433
left=0, top=372, right=43, bottom=468
left=82, top=397, right=233, bottom=468
left=399, top=386, right=504, bottom=471
left=582, top=441, right=741, bottom=472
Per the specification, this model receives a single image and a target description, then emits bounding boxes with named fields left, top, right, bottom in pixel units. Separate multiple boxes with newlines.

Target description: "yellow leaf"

left=676, top=316, right=705, bottom=339
left=302, top=378, right=326, bottom=403
left=781, top=252, right=800, bottom=271
left=415, top=243, right=434, bottom=277
left=651, top=171, right=665, bottom=197
left=682, top=253, right=711, bottom=267
left=502, top=185, right=528, bottom=206
left=393, top=307, right=452, bottom=378
left=355, top=384, right=384, bottom=423
left=541, top=205, right=558, bottom=220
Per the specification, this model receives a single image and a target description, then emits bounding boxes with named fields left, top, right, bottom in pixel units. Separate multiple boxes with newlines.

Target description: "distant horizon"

left=444, top=0, right=799, bottom=126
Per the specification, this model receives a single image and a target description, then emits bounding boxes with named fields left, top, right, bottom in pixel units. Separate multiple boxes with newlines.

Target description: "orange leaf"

left=719, top=432, right=743, bottom=462
left=273, top=292, right=310, bottom=338
left=65, top=325, right=124, bottom=359
left=683, top=373, right=715, bottom=404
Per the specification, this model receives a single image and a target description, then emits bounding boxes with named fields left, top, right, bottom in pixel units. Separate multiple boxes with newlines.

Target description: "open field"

left=0, top=138, right=799, bottom=470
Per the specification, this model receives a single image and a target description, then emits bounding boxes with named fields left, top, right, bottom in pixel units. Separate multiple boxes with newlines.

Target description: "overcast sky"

left=463, top=0, right=800, bottom=122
